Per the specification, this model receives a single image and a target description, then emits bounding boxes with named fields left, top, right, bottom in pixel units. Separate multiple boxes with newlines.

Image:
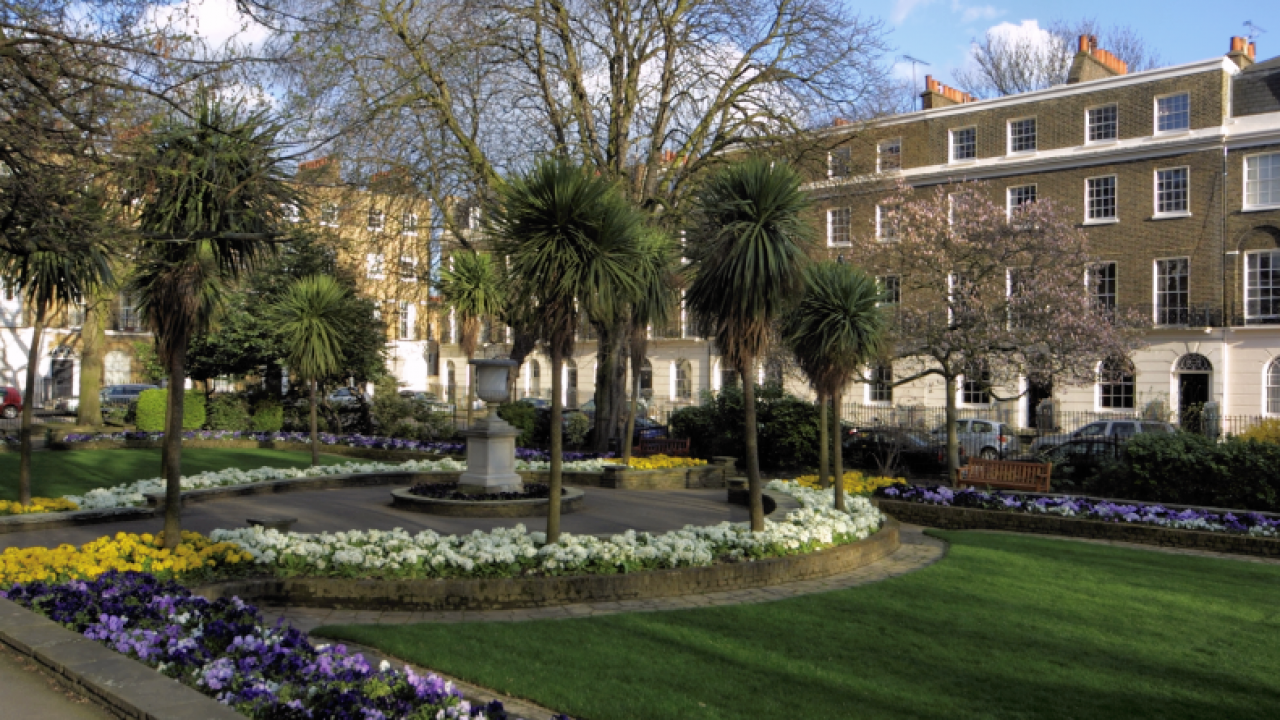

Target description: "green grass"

left=0, top=449, right=349, bottom=501
left=319, top=531, right=1280, bottom=720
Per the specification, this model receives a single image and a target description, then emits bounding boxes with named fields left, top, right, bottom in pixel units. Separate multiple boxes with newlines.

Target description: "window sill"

left=1242, top=204, right=1280, bottom=214
left=1085, top=138, right=1119, bottom=146
left=949, top=158, right=978, bottom=166
left=1084, top=217, right=1120, bottom=226
left=1151, top=211, right=1192, bottom=220
left=1005, top=150, right=1038, bottom=158
left=826, top=242, right=853, bottom=248
left=1153, top=129, right=1192, bottom=138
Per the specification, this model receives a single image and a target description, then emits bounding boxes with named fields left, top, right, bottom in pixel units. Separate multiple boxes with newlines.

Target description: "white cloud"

left=891, top=0, right=936, bottom=25
left=951, top=2, right=1000, bottom=24
left=984, top=19, right=1056, bottom=52
left=145, top=0, right=270, bottom=52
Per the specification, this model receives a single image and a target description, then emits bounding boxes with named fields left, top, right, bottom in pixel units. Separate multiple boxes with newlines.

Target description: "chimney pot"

left=1078, top=35, right=1089, bottom=53
left=1249, top=42, right=1256, bottom=59
left=1232, top=36, right=1246, bottom=52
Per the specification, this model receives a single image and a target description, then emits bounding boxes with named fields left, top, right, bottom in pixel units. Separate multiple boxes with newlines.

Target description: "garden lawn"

left=319, top=531, right=1280, bottom=720
left=0, top=449, right=348, bottom=502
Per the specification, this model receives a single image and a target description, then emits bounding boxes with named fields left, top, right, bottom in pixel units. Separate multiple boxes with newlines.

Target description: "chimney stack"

left=1067, top=35, right=1128, bottom=84
left=1228, top=36, right=1256, bottom=69
left=919, top=75, right=977, bottom=109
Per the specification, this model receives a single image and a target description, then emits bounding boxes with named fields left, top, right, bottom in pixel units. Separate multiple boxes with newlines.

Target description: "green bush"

left=1091, top=432, right=1280, bottom=511
left=668, top=384, right=820, bottom=470
left=207, top=394, right=250, bottom=431
left=497, top=401, right=538, bottom=447
left=134, top=388, right=206, bottom=432
left=250, top=400, right=284, bottom=432
left=1237, top=418, right=1280, bottom=445
left=371, top=377, right=412, bottom=430
left=413, top=408, right=456, bottom=442
left=565, top=412, right=591, bottom=448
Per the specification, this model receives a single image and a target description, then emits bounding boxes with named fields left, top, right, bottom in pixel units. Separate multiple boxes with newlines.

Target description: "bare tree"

left=953, top=18, right=1163, bottom=98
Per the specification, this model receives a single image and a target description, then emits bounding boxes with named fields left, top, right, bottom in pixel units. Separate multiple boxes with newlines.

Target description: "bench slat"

left=957, top=458, right=1052, bottom=493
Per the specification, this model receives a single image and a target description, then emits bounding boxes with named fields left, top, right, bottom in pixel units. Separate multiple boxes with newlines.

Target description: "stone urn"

left=457, top=359, right=523, bottom=494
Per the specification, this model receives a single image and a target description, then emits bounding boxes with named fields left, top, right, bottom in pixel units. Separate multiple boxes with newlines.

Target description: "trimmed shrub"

left=668, top=384, right=820, bottom=470
left=1237, top=418, right=1280, bottom=445
left=371, top=377, right=412, bottom=430
left=206, top=394, right=250, bottom=431
left=565, top=411, right=590, bottom=448
left=134, top=389, right=206, bottom=432
left=250, top=401, right=284, bottom=432
left=497, top=401, right=537, bottom=447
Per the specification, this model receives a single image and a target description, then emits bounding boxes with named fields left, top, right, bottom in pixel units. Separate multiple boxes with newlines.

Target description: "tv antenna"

left=1245, top=21, right=1267, bottom=41
left=901, top=55, right=931, bottom=111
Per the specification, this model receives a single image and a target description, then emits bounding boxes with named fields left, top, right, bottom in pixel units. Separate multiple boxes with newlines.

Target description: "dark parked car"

left=1027, top=438, right=1124, bottom=486
left=1028, top=420, right=1176, bottom=453
left=843, top=426, right=965, bottom=477
left=1, top=386, right=21, bottom=419
left=99, top=384, right=159, bottom=407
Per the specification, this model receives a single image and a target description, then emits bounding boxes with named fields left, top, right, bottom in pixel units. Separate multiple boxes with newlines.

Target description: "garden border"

left=0, top=507, right=155, bottom=536
left=0, top=596, right=243, bottom=720
left=876, top=499, right=1280, bottom=558
left=192, top=519, right=900, bottom=611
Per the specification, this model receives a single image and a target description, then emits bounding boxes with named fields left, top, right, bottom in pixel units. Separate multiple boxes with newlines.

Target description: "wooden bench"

left=635, top=437, right=692, bottom=457
left=956, top=458, right=1052, bottom=493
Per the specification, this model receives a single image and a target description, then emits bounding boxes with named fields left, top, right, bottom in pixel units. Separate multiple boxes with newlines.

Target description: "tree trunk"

left=465, top=358, right=475, bottom=429
left=309, top=377, right=319, bottom=467
left=77, top=296, right=106, bottom=426
left=591, top=321, right=627, bottom=453
left=946, top=374, right=961, bottom=485
left=547, top=344, right=565, bottom=543
left=507, top=327, right=537, bottom=400
left=622, top=358, right=640, bottom=466
left=162, top=344, right=187, bottom=549
left=832, top=389, right=846, bottom=511
left=18, top=304, right=46, bottom=506
left=740, top=356, right=764, bottom=531
left=817, top=392, right=829, bottom=489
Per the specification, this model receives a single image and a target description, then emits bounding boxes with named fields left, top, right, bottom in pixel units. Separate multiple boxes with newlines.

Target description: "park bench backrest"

left=957, top=458, right=1052, bottom=493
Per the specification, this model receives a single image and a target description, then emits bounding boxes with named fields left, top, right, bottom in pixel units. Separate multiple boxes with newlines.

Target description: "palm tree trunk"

left=18, top=304, right=46, bottom=506
left=740, top=355, right=764, bottom=531
left=77, top=296, right=105, bottom=426
left=817, top=391, right=829, bottom=490
left=309, top=378, right=319, bottom=467
left=832, top=389, right=846, bottom=512
left=162, top=344, right=187, bottom=549
left=946, top=374, right=961, bottom=485
left=547, top=345, right=565, bottom=543
left=592, top=321, right=626, bottom=453
left=465, top=356, right=474, bottom=429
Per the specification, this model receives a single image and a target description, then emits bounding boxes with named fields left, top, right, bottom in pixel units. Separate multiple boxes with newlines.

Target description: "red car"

left=1, top=386, right=20, bottom=419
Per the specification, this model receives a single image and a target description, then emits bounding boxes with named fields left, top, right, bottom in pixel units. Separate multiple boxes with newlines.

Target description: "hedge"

left=134, top=388, right=207, bottom=432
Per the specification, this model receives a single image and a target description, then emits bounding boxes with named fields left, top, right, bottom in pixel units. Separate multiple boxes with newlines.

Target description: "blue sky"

left=869, top=0, right=1278, bottom=88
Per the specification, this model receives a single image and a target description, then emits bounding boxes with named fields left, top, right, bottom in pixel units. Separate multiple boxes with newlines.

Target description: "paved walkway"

left=0, top=643, right=113, bottom=720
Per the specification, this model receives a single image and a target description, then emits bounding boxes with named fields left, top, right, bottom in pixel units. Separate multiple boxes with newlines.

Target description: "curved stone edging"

left=876, top=498, right=1280, bottom=558
left=50, top=438, right=449, bottom=462
left=0, top=507, right=155, bottom=535
left=390, top=487, right=586, bottom=517
left=194, top=519, right=901, bottom=611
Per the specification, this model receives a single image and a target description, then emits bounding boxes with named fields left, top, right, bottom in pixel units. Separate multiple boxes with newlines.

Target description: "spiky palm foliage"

left=783, top=262, right=887, bottom=510
left=489, top=158, right=646, bottom=542
left=622, top=227, right=679, bottom=466
left=127, top=93, right=296, bottom=548
left=686, top=157, right=814, bottom=531
left=0, top=242, right=112, bottom=505
left=438, top=250, right=507, bottom=428
left=273, top=275, right=350, bottom=466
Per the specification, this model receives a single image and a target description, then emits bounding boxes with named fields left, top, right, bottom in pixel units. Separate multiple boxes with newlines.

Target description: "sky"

left=870, top=0, right=1278, bottom=89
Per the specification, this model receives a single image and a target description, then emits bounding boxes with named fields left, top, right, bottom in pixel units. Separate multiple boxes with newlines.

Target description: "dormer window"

left=1008, top=118, right=1036, bottom=154
left=1087, top=105, right=1117, bottom=142
left=1156, top=93, right=1189, bottom=133
left=877, top=139, right=901, bottom=172
left=828, top=147, right=851, bottom=178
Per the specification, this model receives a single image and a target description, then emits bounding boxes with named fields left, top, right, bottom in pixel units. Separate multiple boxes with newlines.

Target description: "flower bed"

left=0, top=530, right=248, bottom=587
left=211, top=481, right=882, bottom=580
left=1, top=571, right=564, bottom=719
left=0, top=497, right=79, bottom=515
left=877, top=483, right=1280, bottom=537
left=406, top=482, right=564, bottom=501
left=626, top=454, right=707, bottom=470
left=792, top=471, right=901, bottom=496
left=64, top=458, right=614, bottom=511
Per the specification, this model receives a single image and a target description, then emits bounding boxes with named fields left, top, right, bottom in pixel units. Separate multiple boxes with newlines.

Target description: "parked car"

left=630, top=416, right=667, bottom=441
left=326, top=387, right=372, bottom=406
left=516, top=397, right=550, bottom=410
left=1, top=386, right=21, bottom=419
left=399, top=390, right=455, bottom=413
left=843, top=426, right=965, bottom=477
left=931, top=418, right=1020, bottom=460
left=1025, top=437, right=1125, bottom=486
left=1028, top=420, right=1176, bottom=454
left=99, top=384, right=159, bottom=407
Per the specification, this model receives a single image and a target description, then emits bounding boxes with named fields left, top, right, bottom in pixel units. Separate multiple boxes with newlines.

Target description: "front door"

left=1026, top=378, right=1053, bottom=430
left=50, top=359, right=74, bottom=400
left=1178, top=374, right=1210, bottom=432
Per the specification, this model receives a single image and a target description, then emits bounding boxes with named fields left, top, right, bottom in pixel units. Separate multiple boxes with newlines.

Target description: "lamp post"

left=457, top=359, right=523, bottom=494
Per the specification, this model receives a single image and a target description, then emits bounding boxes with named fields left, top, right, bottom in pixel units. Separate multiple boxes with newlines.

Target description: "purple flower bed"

left=59, top=431, right=612, bottom=462
left=1, top=572, right=569, bottom=720
left=876, top=483, right=1280, bottom=537
left=407, top=482, right=564, bottom=501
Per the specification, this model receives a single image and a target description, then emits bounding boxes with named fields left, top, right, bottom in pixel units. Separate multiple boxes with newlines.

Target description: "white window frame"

left=1096, top=358, right=1136, bottom=411
left=1266, top=359, right=1280, bottom=416
left=875, top=204, right=898, bottom=242
left=959, top=366, right=993, bottom=407
left=401, top=212, right=419, bottom=235
left=1006, top=184, right=1037, bottom=219
left=866, top=364, right=893, bottom=405
left=399, top=255, right=419, bottom=283
left=1084, top=175, right=1118, bottom=224
left=1007, top=117, right=1037, bottom=155
left=367, top=208, right=386, bottom=233
left=1088, top=261, right=1118, bottom=313
left=949, top=127, right=976, bottom=163
left=1154, top=92, right=1191, bottom=134
left=877, top=138, right=902, bottom=173
left=827, top=147, right=851, bottom=179
left=366, top=253, right=386, bottom=280
left=282, top=203, right=301, bottom=223
left=827, top=207, right=851, bottom=247
left=1244, top=152, right=1280, bottom=211
left=398, top=301, right=417, bottom=341
left=1153, top=257, right=1190, bottom=326
left=1153, top=167, right=1191, bottom=218
left=318, top=203, right=340, bottom=228
left=1244, top=249, right=1280, bottom=323
left=1085, top=104, right=1119, bottom=144
left=876, top=274, right=900, bottom=306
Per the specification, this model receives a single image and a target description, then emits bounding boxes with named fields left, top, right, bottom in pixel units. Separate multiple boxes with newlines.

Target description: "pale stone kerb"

left=0, top=507, right=155, bottom=536
left=194, top=520, right=901, bottom=612
left=0, top=597, right=243, bottom=720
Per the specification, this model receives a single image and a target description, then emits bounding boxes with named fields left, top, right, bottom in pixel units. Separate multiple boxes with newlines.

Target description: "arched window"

left=104, top=351, right=131, bottom=386
left=1267, top=359, right=1280, bottom=415
left=1175, top=353, right=1213, bottom=372
left=1098, top=357, right=1135, bottom=409
left=676, top=360, right=692, bottom=400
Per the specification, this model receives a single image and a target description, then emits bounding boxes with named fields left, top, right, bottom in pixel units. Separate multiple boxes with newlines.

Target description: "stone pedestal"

left=457, top=411, right=524, bottom=494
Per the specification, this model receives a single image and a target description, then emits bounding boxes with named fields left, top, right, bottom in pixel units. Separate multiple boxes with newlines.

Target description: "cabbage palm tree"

left=0, top=242, right=112, bottom=505
left=273, top=275, right=350, bottom=466
left=128, top=94, right=296, bottom=548
left=438, top=250, right=506, bottom=428
left=490, top=158, right=645, bottom=542
left=686, top=157, right=814, bottom=531
left=621, top=228, right=679, bottom=466
left=783, top=262, right=887, bottom=510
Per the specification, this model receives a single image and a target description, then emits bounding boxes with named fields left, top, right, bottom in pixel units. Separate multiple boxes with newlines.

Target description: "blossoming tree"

left=854, top=182, right=1146, bottom=480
